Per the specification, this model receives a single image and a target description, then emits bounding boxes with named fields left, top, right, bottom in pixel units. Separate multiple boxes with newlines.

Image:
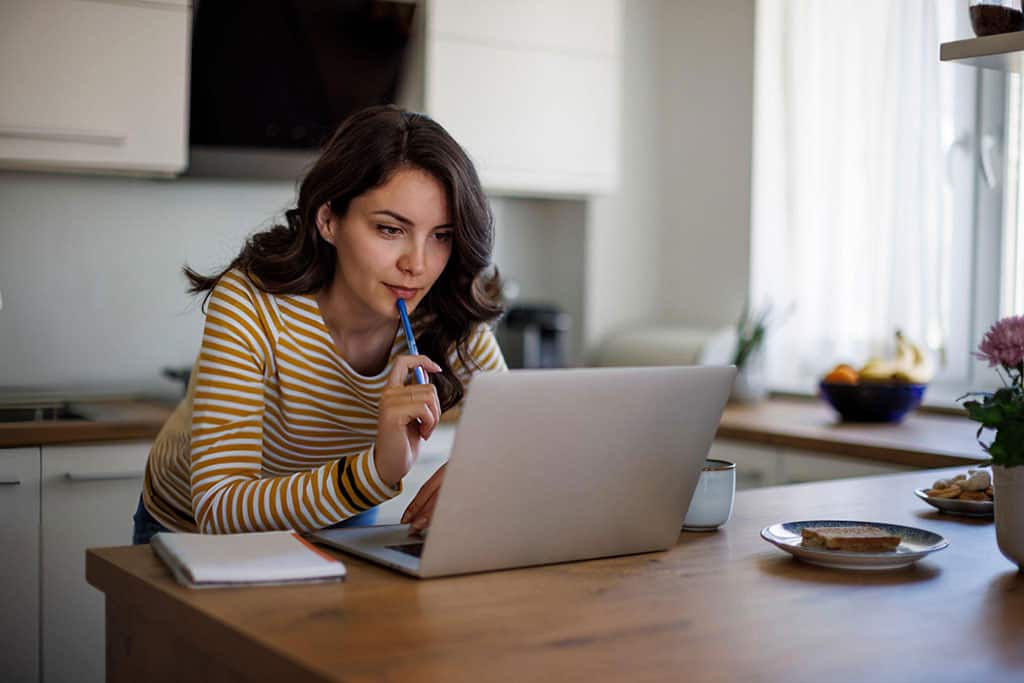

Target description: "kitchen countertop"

left=718, top=398, right=987, bottom=468
left=86, top=468, right=1024, bottom=682
left=0, top=396, right=177, bottom=448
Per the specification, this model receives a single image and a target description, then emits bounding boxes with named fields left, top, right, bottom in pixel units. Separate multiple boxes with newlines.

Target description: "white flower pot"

left=993, top=465, right=1024, bottom=571
left=730, top=351, right=768, bottom=404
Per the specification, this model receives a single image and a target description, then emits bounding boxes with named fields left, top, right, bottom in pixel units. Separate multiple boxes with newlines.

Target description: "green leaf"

left=964, top=401, right=1005, bottom=428
left=988, top=420, right=1024, bottom=467
left=993, top=388, right=1017, bottom=405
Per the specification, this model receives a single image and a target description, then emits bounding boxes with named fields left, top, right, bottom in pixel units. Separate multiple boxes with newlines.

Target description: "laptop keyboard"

left=386, top=542, right=425, bottom=558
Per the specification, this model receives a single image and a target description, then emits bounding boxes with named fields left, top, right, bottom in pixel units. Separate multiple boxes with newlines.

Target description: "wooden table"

left=87, top=469, right=1023, bottom=682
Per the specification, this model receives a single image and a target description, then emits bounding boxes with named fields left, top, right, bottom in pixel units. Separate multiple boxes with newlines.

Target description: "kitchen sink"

left=0, top=402, right=90, bottom=423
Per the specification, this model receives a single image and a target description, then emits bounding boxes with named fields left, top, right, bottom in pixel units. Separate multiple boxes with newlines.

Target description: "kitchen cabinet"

left=0, top=0, right=190, bottom=177
left=708, top=438, right=913, bottom=490
left=41, top=441, right=149, bottom=683
left=708, top=439, right=782, bottom=489
left=780, top=450, right=911, bottom=484
left=424, top=0, right=622, bottom=196
left=0, top=447, right=41, bottom=683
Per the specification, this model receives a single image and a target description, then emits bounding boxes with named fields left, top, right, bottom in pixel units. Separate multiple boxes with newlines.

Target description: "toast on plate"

left=801, top=525, right=901, bottom=552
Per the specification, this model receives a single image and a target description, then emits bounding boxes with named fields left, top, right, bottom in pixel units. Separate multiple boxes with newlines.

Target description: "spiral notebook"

left=151, top=530, right=347, bottom=589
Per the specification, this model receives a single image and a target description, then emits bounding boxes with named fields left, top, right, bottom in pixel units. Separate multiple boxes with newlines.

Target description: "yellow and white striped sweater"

left=143, top=269, right=506, bottom=534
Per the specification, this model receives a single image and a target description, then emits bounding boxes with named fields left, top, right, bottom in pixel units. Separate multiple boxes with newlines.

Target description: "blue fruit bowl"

left=818, top=381, right=927, bottom=423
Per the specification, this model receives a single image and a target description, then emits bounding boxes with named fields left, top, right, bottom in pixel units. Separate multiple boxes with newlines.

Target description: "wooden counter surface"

left=719, top=398, right=987, bottom=468
left=0, top=399, right=174, bottom=448
left=87, top=469, right=1023, bottom=683
left=0, top=399, right=458, bottom=448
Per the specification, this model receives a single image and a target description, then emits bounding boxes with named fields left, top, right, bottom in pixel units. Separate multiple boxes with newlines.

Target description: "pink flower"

left=975, top=315, right=1024, bottom=368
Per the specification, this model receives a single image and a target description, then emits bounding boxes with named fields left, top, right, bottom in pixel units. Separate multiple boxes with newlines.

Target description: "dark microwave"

left=187, top=0, right=417, bottom=176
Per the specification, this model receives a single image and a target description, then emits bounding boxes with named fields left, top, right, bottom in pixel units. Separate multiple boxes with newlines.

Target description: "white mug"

left=682, top=459, right=736, bottom=531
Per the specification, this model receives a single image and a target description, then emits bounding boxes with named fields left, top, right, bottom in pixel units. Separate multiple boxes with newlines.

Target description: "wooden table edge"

left=86, top=546, right=336, bottom=683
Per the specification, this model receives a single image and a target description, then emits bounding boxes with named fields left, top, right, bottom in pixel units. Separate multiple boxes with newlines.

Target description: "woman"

left=133, top=105, right=507, bottom=544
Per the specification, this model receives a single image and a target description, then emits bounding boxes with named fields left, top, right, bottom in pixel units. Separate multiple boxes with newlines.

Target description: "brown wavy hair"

left=185, top=105, right=504, bottom=411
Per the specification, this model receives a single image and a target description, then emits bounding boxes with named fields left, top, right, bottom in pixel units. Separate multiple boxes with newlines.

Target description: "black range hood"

left=186, top=0, right=418, bottom=179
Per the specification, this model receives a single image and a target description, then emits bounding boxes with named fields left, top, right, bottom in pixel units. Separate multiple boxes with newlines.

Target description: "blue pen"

left=396, top=299, right=428, bottom=385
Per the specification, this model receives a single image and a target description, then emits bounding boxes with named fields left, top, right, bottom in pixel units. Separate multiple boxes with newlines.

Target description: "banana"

left=892, top=330, right=934, bottom=383
left=859, top=356, right=895, bottom=382
left=858, top=331, right=934, bottom=384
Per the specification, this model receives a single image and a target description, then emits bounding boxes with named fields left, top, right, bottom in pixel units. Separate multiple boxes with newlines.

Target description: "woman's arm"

left=188, top=273, right=401, bottom=533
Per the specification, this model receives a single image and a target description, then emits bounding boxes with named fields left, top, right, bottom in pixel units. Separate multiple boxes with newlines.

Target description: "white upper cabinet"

left=424, top=0, right=622, bottom=196
left=0, top=0, right=190, bottom=177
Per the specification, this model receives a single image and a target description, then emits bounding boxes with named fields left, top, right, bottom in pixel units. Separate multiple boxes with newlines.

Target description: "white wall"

left=656, top=0, right=755, bottom=327
left=0, top=172, right=298, bottom=388
left=0, top=172, right=581, bottom=388
left=583, top=0, right=756, bottom=358
left=583, top=0, right=664, bottom=353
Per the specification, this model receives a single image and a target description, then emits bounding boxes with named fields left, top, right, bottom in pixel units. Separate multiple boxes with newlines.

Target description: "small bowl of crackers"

left=914, top=468, right=994, bottom=517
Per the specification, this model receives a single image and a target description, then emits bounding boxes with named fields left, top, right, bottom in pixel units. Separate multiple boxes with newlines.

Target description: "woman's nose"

left=397, top=245, right=427, bottom=275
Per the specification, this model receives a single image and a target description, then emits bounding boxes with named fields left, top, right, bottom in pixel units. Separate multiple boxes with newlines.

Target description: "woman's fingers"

left=423, top=386, right=442, bottom=439
left=387, top=354, right=442, bottom=388
left=408, top=492, right=439, bottom=535
left=400, top=470, right=440, bottom=523
left=401, top=464, right=446, bottom=523
left=382, top=384, right=438, bottom=429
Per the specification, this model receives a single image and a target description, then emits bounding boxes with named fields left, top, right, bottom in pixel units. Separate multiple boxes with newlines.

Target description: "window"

left=751, top=0, right=1014, bottom=398
left=1001, top=75, right=1024, bottom=318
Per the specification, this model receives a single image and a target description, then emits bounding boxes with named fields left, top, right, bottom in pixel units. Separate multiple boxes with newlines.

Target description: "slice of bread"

left=801, top=526, right=901, bottom=552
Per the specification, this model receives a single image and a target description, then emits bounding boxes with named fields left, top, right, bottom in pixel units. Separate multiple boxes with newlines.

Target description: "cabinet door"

left=780, top=450, right=913, bottom=485
left=425, top=0, right=621, bottom=196
left=708, top=439, right=782, bottom=490
left=0, top=447, right=41, bottom=683
left=41, top=441, right=150, bottom=683
left=0, top=0, right=190, bottom=176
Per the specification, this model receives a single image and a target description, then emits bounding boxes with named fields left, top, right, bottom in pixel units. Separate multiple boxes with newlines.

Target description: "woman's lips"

left=385, top=284, right=420, bottom=300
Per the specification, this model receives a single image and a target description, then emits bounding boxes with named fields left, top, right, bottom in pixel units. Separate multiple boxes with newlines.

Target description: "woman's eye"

left=377, top=224, right=402, bottom=236
left=434, top=231, right=454, bottom=243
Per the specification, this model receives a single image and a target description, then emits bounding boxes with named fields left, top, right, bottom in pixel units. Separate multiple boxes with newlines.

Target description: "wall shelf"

left=941, top=32, right=1024, bottom=73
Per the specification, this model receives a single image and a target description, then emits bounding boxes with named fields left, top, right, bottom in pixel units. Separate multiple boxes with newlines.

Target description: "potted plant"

left=730, top=304, right=773, bottom=403
left=960, top=315, right=1024, bottom=570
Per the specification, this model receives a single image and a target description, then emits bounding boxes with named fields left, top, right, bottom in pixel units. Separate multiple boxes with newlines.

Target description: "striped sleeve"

left=189, top=272, right=399, bottom=534
left=450, top=323, right=508, bottom=386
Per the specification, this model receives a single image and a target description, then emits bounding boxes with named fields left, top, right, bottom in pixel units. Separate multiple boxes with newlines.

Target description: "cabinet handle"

left=64, top=471, right=144, bottom=482
left=0, top=479, right=21, bottom=486
left=0, top=125, right=125, bottom=147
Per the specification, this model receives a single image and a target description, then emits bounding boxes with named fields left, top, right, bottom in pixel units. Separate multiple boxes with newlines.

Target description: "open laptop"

left=311, top=365, right=736, bottom=578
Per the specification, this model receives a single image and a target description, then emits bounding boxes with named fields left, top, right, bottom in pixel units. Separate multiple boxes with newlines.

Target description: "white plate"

left=760, top=520, right=949, bottom=570
left=914, top=488, right=994, bottom=518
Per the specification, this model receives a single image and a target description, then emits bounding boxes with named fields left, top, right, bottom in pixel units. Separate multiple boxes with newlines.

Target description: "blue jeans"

left=131, top=494, right=379, bottom=545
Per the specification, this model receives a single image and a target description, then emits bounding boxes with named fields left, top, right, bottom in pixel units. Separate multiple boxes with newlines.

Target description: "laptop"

left=311, top=365, right=736, bottom=578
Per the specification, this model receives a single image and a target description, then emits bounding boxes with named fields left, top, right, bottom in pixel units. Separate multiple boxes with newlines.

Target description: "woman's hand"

left=402, top=462, right=446, bottom=535
left=373, top=355, right=442, bottom=487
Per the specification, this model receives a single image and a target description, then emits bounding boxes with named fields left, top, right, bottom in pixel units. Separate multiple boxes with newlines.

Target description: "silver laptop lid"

left=416, top=365, right=735, bottom=578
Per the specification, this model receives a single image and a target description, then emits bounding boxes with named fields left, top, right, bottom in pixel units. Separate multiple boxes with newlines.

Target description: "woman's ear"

left=316, top=203, right=336, bottom=245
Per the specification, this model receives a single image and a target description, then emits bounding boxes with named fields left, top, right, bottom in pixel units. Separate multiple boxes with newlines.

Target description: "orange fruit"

left=824, top=365, right=858, bottom=384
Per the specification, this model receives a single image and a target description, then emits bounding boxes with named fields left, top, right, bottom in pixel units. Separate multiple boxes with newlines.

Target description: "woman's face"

left=318, top=167, right=454, bottom=322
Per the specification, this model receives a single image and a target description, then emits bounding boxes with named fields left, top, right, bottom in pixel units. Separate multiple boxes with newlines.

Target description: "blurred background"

left=5, top=4, right=1024, bottom=683
left=0, top=0, right=1020, bottom=403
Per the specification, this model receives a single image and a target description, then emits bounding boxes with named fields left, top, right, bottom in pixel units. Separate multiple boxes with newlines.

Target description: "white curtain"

left=752, top=0, right=956, bottom=385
